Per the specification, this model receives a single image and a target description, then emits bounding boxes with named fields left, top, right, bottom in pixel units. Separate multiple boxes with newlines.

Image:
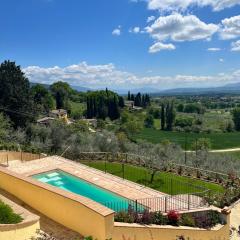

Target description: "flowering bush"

left=114, top=209, right=223, bottom=229
left=167, top=210, right=181, bottom=226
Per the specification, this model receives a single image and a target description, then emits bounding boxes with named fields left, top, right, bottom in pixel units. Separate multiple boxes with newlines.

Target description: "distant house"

left=37, top=109, right=73, bottom=126
left=125, top=101, right=134, bottom=109
left=125, top=101, right=143, bottom=111
left=37, top=117, right=55, bottom=126
left=49, top=109, right=68, bottom=119
left=82, top=118, right=98, bottom=128
left=132, top=106, right=143, bottom=111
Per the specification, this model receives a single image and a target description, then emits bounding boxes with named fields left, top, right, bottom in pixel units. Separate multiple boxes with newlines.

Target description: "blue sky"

left=1, top=0, right=240, bottom=90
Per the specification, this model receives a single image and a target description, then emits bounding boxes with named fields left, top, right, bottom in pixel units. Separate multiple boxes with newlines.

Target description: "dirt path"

left=186, top=148, right=240, bottom=153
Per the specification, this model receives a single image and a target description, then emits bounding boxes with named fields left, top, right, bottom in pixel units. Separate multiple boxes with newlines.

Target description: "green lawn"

left=84, top=161, right=224, bottom=195
left=133, top=128, right=240, bottom=150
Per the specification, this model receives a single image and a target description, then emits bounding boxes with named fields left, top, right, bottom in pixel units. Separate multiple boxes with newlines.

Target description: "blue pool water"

left=32, top=170, right=143, bottom=212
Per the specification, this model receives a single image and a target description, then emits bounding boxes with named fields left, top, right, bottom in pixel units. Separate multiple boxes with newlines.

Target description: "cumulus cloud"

left=112, top=26, right=121, bottom=36
left=149, top=42, right=176, bottom=53
left=147, top=16, right=156, bottom=23
left=220, top=15, right=240, bottom=40
left=207, top=48, right=221, bottom=51
left=147, top=0, right=240, bottom=12
left=129, top=27, right=141, bottom=33
left=231, top=40, right=240, bottom=51
left=145, top=14, right=219, bottom=42
left=23, top=62, right=240, bottom=90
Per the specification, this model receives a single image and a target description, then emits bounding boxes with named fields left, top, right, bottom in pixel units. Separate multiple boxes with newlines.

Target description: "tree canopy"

left=0, top=60, right=34, bottom=127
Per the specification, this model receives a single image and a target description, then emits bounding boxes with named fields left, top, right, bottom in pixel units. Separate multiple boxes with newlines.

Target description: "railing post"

left=171, top=178, right=173, bottom=195
left=135, top=200, right=138, bottom=213
left=105, top=153, right=107, bottom=174
left=165, top=196, right=167, bottom=213
left=7, top=154, right=9, bottom=167
left=188, top=194, right=190, bottom=210
left=122, top=162, right=125, bottom=180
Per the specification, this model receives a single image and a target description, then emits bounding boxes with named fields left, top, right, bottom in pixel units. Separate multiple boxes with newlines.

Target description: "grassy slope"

left=133, top=128, right=240, bottom=150
left=85, top=162, right=223, bottom=195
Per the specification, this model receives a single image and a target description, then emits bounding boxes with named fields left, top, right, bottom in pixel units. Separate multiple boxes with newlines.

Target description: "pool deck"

left=6, top=156, right=208, bottom=212
left=7, top=156, right=166, bottom=201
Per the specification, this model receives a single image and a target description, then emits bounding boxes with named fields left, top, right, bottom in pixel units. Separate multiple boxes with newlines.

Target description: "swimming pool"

left=32, top=170, right=143, bottom=212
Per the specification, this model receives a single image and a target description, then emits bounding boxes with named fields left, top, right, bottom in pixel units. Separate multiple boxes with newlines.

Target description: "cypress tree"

left=128, top=91, right=131, bottom=101
left=142, top=94, right=146, bottom=107
left=166, top=101, right=175, bottom=131
left=135, top=92, right=142, bottom=107
left=119, top=96, right=125, bottom=108
left=161, top=103, right=165, bottom=130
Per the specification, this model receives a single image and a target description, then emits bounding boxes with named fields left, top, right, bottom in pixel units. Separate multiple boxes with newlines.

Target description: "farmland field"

left=133, top=128, right=240, bottom=150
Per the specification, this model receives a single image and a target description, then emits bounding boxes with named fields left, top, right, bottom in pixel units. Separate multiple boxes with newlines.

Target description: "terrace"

left=0, top=151, right=230, bottom=240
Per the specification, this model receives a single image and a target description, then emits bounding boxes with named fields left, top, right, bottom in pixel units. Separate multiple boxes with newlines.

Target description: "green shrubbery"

left=0, top=201, right=23, bottom=224
left=114, top=209, right=223, bottom=229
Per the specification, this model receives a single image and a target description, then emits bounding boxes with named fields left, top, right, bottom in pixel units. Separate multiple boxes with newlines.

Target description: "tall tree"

left=128, top=91, right=131, bottom=101
left=166, top=101, right=176, bottom=131
left=31, top=84, right=55, bottom=113
left=232, top=107, right=240, bottom=131
left=0, top=60, right=33, bottom=127
left=50, top=81, right=72, bottom=110
left=134, top=92, right=142, bottom=107
left=108, top=96, right=120, bottom=120
left=161, top=104, right=165, bottom=130
left=119, top=96, right=125, bottom=108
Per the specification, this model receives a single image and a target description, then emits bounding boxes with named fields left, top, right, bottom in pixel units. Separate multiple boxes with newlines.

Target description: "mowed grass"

left=84, top=161, right=224, bottom=195
left=133, top=128, right=240, bottom=150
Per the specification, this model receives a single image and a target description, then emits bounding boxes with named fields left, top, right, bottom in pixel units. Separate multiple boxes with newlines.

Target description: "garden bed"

left=0, top=193, right=40, bottom=240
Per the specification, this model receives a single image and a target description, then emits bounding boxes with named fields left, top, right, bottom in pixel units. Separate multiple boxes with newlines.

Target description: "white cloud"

left=149, top=42, right=176, bottom=53
left=23, top=62, right=240, bottom=90
left=147, top=16, right=156, bottom=23
left=220, top=15, right=240, bottom=40
left=112, top=27, right=121, bottom=36
left=130, top=27, right=141, bottom=33
left=145, top=14, right=219, bottom=42
left=147, top=0, right=240, bottom=12
left=207, top=48, right=221, bottom=51
left=231, top=40, right=240, bottom=51
left=219, top=58, right=224, bottom=62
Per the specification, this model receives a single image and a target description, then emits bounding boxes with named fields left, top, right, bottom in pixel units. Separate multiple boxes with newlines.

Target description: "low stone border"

left=0, top=193, right=40, bottom=230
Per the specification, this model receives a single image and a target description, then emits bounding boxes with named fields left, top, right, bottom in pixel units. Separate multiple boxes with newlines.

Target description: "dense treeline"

left=127, top=91, right=151, bottom=107
left=86, top=89, right=123, bottom=120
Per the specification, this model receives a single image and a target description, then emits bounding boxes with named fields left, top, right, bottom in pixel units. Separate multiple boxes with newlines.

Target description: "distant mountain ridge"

left=30, top=81, right=240, bottom=95
left=158, top=82, right=240, bottom=95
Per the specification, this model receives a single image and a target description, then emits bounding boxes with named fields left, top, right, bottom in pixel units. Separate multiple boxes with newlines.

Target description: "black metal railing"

left=72, top=152, right=216, bottom=213
left=103, top=190, right=210, bottom=213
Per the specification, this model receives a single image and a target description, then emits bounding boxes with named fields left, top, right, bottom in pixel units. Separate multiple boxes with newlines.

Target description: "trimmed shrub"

left=0, top=201, right=23, bottom=224
left=114, top=211, right=134, bottom=223
left=181, top=214, right=195, bottom=227
left=152, top=211, right=168, bottom=225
